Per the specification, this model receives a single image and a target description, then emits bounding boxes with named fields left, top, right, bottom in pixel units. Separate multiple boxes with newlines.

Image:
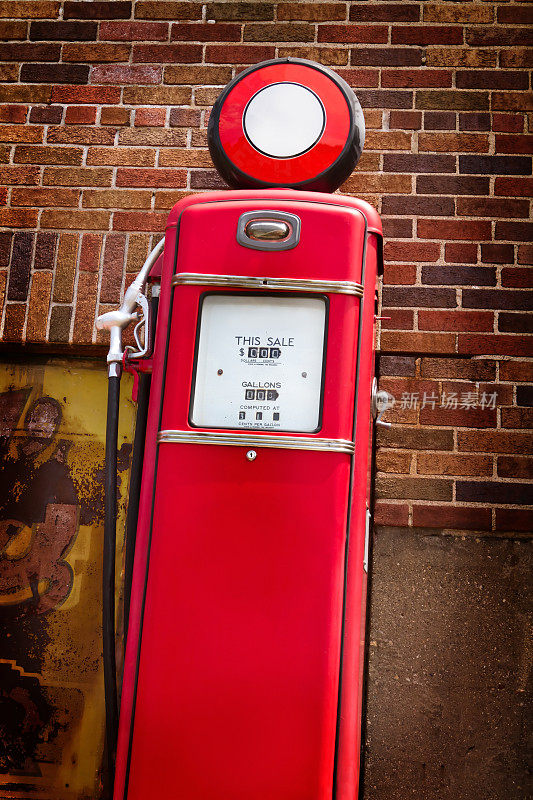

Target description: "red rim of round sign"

left=208, top=59, right=365, bottom=193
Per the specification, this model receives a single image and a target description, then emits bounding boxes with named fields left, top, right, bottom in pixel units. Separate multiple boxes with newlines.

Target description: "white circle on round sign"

left=243, top=82, right=326, bottom=159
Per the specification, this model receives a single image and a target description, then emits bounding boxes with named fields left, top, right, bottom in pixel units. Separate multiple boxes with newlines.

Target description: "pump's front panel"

left=120, top=196, right=375, bottom=800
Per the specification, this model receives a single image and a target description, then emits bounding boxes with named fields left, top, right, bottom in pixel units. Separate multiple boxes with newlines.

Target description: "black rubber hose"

left=103, top=371, right=120, bottom=794
left=122, top=370, right=150, bottom=642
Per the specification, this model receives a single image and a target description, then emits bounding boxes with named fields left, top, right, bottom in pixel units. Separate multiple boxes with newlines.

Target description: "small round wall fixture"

left=208, top=58, right=366, bottom=193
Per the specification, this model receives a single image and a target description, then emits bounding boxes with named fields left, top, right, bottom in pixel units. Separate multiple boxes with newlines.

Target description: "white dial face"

left=191, top=294, right=327, bottom=432
left=243, top=82, right=326, bottom=158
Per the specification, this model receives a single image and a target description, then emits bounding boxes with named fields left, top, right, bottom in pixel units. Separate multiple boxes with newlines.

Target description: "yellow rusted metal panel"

left=0, top=359, right=134, bottom=800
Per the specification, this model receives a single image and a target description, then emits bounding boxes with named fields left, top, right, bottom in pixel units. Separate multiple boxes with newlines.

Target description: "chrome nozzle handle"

left=96, top=238, right=165, bottom=376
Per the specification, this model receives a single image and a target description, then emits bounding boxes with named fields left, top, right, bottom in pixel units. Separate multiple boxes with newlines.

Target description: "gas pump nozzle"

left=97, top=237, right=165, bottom=377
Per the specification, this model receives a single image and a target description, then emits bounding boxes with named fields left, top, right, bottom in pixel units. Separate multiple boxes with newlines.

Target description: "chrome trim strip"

left=171, top=273, right=364, bottom=297
left=157, top=430, right=354, bottom=454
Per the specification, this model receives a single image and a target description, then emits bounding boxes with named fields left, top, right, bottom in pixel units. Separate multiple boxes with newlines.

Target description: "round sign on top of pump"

left=208, top=58, right=366, bottom=193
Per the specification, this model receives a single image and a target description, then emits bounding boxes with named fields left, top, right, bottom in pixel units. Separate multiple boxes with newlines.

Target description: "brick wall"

left=0, top=1, right=531, bottom=796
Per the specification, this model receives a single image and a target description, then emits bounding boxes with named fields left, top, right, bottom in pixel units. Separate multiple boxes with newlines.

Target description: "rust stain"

left=0, top=360, right=134, bottom=799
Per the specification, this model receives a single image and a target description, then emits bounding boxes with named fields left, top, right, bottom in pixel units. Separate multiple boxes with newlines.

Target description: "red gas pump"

left=98, top=59, right=384, bottom=800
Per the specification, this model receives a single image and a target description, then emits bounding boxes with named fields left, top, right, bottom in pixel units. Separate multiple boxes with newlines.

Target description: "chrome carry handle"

left=371, top=378, right=395, bottom=428
left=96, top=238, right=165, bottom=377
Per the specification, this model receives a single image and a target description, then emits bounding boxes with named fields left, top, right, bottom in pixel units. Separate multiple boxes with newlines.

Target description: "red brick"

left=206, top=3, right=273, bottom=21
left=30, top=20, right=97, bottom=40
left=134, top=107, right=166, bottom=127
left=494, top=177, right=532, bottom=198
left=112, top=211, right=168, bottom=231
left=0, top=105, right=27, bottom=123
left=457, top=70, right=529, bottom=91
left=457, top=198, right=530, bottom=219
left=383, top=264, right=416, bottom=286
left=420, top=404, right=497, bottom=430
left=351, top=47, right=423, bottom=67
left=499, top=49, right=533, bottom=70
left=518, top=245, right=533, bottom=265
left=459, top=113, right=491, bottom=132
left=419, top=310, right=493, bottom=333
left=376, top=449, right=412, bottom=474
left=244, top=23, right=314, bottom=42
left=501, top=269, right=533, bottom=289
left=116, top=167, right=187, bottom=188
left=65, top=105, right=97, bottom=124
left=495, top=508, right=533, bottom=533
left=384, top=153, right=455, bottom=173
left=11, top=187, right=79, bottom=207
left=458, top=335, right=531, bottom=357
left=0, top=165, right=40, bottom=185
left=382, top=70, right=452, bottom=89
left=99, top=234, right=126, bottom=304
left=0, top=124, right=44, bottom=144
left=171, top=22, right=241, bottom=41
left=418, top=133, right=489, bottom=153
left=389, top=110, right=422, bottom=130
left=380, top=331, right=456, bottom=354
left=92, top=65, right=162, bottom=84
left=481, top=244, right=514, bottom=265
left=423, top=265, right=495, bottom=287
left=63, top=42, right=131, bottom=62
left=64, top=1, right=131, bottom=19
left=492, top=92, right=533, bottom=112
left=445, top=243, right=478, bottom=264
left=422, top=109, right=456, bottom=129
left=169, top=107, right=202, bottom=127
left=373, top=501, right=409, bottom=527
left=72, top=269, right=98, bottom=344
left=41, top=210, right=110, bottom=230
left=498, top=456, right=533, bottom=480
left=421, top=358, right=496, bottom=382
left=100, top=21, right=169, bottom=40
left=101, top=107, right=130, bottom=126
left=467, top=27, right=532, bottom=48
left=417, top=175, right=489, bottom=196
left=277, top=46, right=349, bottom=67
left=385, top=241, right=441, bottom=263
left=7, top=231, right=33, bottom=301
left=495, top=135, right=533, bottom=155
left=424, top=4, right=493, bottom=25
left=492, top=113, right=525, bottom=134
left=122, top=87, right=192, bottom=105
left=86, top=148, right=155, bottom=166
left=205, top=45, right=276, bottom=63
left=43, top=165, right=113, bottom=185
left=417, top=453, right=492, bottom=478
left=83, top=189, right=151, bottom=209
left=376, top=476, right=453, bottom=502
left=417, top=219, right=492, bottom=241
left=134, top=2, right=202, bottom=20
left=29, top=105, right=63, bottom=124
left=34, top=232, right=57, bottom=270
left=51, top=85, right=121, bottom=104
left=0, top=21, right=27, bottom=37
left=0, top=42, right=61, bottom=60
left=47, top=126, right=116, bottom=145
left=495, top=222, right=533, bottom=242
left=381, top=309, right=414, bottom=330
left=79, top=233, right=102, bottom=272
left=0, top=209, right=39, bottom=227
left=2, top=303, right=26, bottom=342
left=502, top=408, right=533, bottom=430
left=392, top=26, right=463, bottom=46
left=412, top=505, right=492, bottom=531
left=318, top=24, right=388, bottom=44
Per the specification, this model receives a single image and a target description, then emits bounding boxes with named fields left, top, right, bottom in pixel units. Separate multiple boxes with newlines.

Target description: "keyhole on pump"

left=217, top=369, right=223, bottom=375
left=302, top=372, right=307, bottom=378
